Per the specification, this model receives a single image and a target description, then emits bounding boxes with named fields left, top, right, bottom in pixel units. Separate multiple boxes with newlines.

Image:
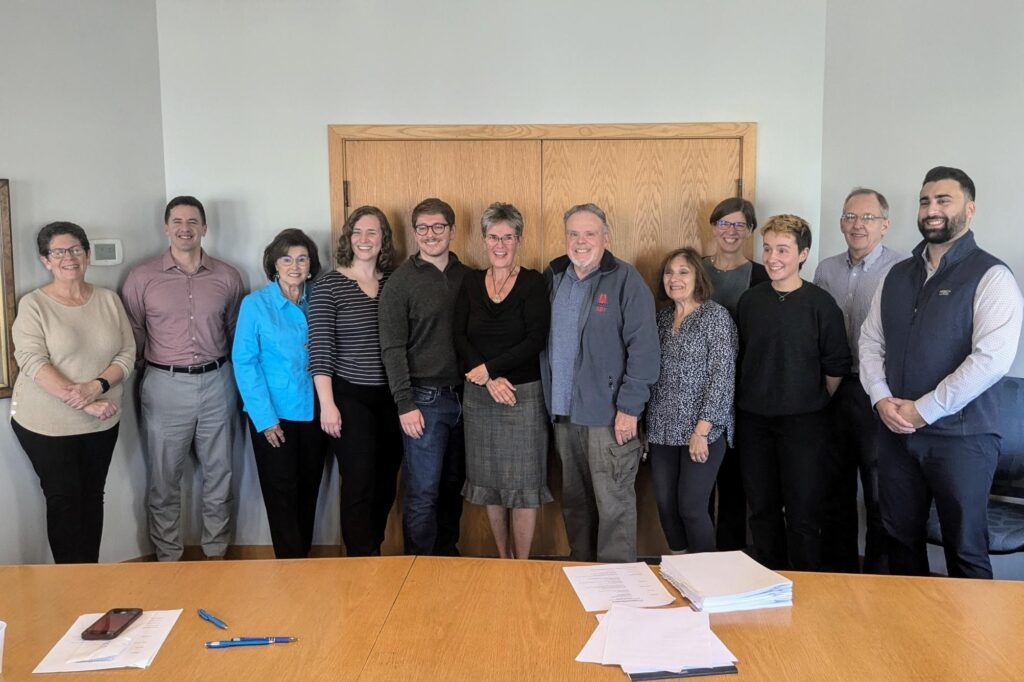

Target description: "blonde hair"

left=760, top=214, right=812, bottom=253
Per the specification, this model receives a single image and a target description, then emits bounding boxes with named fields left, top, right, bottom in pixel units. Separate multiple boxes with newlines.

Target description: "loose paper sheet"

left=563, top=563, right=675, bottom=612
left=33, top=609, right=182, bottom=674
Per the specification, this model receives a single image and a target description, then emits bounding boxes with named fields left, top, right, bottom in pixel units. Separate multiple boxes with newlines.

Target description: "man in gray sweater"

left=540, top=203, right=659, bottom=562
left=379, top=197, right=470, bottom=556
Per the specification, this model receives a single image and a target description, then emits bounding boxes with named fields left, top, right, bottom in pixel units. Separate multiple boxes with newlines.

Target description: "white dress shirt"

left=860, top=251, right=1023, bottom=425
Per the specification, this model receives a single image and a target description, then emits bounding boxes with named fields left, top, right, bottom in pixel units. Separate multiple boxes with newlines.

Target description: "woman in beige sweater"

left=10, top=222, right=135, bottom=563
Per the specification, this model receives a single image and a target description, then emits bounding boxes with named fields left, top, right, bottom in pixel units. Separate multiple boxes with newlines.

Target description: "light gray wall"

left=154, top=0, right=828, bottom=546
left=820, top=0, right=1024, bottom=376
left=0, top=0, right=167, bottom=562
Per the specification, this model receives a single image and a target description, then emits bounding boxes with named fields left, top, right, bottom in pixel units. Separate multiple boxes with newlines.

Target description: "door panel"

left=344, top=140, right=543, bottom=270
left=542, top=138, right=743, bottom=286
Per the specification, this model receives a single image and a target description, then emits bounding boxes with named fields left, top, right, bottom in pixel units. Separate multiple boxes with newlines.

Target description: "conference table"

left=2, top=556, right=1022, bottom=680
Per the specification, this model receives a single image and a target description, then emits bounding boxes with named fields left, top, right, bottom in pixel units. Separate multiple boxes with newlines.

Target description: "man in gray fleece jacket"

left=540, top=203, right=659, bottom=563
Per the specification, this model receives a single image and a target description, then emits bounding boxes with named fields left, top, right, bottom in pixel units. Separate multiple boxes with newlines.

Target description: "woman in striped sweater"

left=309, top=206, right=403, bottom=556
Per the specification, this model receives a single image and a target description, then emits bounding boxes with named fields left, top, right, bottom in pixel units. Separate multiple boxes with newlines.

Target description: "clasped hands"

left=876, top=396, right=927, bottom=434
left=62, top=380, right=117, bottom=420
left=465, top=363, right=517, bottom=407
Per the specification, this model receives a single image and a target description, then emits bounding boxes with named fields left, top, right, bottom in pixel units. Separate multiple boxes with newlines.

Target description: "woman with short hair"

left=455, top=202, right=552, bottom=559
left=233, top=228, right=326, bottom=558
left=11, top=221, right=135, bottom=563
left=735, top=214, right=851, bottom=571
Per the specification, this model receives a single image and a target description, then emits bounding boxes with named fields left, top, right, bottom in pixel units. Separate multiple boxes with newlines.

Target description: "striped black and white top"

left=308, top=270, right=391, bottom=386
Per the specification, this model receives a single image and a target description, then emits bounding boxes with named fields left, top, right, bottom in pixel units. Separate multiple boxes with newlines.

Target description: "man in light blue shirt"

left=814, top=188, right=905, bottom=574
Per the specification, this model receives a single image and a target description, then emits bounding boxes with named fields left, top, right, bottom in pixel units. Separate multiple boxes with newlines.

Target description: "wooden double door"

left=328, top=123, right=757, bottom=557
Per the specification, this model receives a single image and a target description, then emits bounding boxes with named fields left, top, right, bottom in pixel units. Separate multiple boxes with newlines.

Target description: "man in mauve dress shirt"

left=122, top=196, right=244, bottom=561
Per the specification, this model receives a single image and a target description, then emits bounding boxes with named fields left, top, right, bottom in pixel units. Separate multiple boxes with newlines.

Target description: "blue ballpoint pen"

left=206, top=637, right=298, bottom=648
left=198, top=609, right=228, bottom=629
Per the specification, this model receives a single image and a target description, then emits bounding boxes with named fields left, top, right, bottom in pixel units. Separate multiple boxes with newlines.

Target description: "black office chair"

left=926, top=377, right=1024, bottom=554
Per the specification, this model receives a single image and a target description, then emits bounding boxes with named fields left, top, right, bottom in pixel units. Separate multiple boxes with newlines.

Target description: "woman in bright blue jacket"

left=233, top=229, right=325, bottom=558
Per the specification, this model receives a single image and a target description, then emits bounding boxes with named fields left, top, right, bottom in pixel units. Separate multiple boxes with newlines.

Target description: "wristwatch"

left=97, top=377, right=110, bottom=394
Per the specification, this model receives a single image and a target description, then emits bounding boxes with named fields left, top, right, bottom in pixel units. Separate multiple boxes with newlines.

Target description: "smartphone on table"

left=81, top=608, right=143, bottom=640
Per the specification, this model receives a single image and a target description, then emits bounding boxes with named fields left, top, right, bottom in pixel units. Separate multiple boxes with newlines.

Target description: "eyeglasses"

left=841, top=213, right=885, bottom=224
left=714, top=220, right=749, bottom=231
left=47, top=246, right=86, bottom=259
left=414, top=222, right=450, bottom=236
left=277, top=255, right=311, bottom=266
left=484, top=234, right=518, bottom=246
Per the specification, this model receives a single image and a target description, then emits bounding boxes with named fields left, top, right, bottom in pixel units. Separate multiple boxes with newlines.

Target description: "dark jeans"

left=737, top=409, right=828, bottom=571
left=12, top=420, right=119, bottom=564
left=248, top=414, right=326, bottom=559
left=710, top=444, right=748, bottom=550
left=820, top=377, right=887, bottom=573
left=650, top=437, right=727, bottom=553
left=330, top=377, right=404, bottom=557
left=878, top=428, right=999, bottom=579
left=401, top=386, right=465, bottom=556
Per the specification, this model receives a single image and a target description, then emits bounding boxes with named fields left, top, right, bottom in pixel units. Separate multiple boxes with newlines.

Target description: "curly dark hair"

left=262, top=228, right=322, bottom=281
left=336, top=206, right=395, bottom=272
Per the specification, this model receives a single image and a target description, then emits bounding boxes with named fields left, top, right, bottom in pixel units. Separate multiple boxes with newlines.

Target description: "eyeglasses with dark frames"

left=414, top=222, right=450, bottom=236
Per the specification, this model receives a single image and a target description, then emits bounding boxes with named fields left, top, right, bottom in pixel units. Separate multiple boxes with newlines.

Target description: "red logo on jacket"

left=595, top=292, right=608, bottom=313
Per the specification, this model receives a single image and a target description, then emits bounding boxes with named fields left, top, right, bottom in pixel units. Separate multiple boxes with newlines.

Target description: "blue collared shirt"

left=548, top=266, right=596, bottom=416
left=232, top=280, right=314, bottom=431
left=813, top=243, right=905, bottom=373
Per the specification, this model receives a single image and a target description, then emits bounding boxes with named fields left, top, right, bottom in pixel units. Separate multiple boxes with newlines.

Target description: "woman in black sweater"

left=735, top=214, right=851, bottom=571
left=454, top=202, right=552, bottom=559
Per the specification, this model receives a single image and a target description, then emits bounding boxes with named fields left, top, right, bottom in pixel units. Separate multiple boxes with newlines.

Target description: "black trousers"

left=878, top=428, right=998, bottom=579
left=820, top=376, right=887, bottom=573
left=329, top=377, right=404, bottom=557
left=650, top=438, right=727, bottom=553
left=12, top=419, right=119, bottom=564
left=710, top=444, right=748, bottom=550
left=248, top=415, right=326, bottom=559
left=737, top=409, right=828, bottom=571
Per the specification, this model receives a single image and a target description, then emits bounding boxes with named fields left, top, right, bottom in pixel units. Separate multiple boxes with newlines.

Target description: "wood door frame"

left=328, top=122, right=757, bottom=232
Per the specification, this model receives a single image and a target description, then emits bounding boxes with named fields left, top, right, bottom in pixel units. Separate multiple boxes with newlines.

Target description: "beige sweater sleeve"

left=10, top=288, right=136, bottom=436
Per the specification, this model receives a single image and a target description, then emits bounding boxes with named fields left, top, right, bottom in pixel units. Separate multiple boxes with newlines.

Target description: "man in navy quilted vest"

left=859, top=166, right=1023, bottom=578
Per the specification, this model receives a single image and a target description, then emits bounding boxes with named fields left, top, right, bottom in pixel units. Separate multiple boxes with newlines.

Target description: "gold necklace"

left=489, top=266, right=518, bottom=303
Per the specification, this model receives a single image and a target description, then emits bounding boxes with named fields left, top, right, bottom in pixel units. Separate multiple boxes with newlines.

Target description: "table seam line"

left=355, top=555, right=420, bottom=680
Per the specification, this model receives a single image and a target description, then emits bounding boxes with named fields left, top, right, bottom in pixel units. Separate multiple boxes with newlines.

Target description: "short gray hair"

left=480, top=202, right=524, bottom=238
left=843, top=187, right=889, bottom=218
left=563, top=203, right=610, bottom=233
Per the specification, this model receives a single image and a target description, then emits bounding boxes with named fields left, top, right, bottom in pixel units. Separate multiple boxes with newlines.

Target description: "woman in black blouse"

left=309, top=205, right=403, bottom=556
left=454, top=202, right=552, bottom=559
left=646, top=247, right=738, bottom=554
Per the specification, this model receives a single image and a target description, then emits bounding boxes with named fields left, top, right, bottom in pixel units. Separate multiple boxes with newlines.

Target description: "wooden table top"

left=0, top=556, right=414, bottom=680
left=3, top=556, right=1023, bottom=680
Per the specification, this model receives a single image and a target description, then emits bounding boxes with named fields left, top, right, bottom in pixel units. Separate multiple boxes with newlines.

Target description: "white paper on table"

left=33, top=609, right=182, bottom=674
left=563, top=563, right=675, bottom=612
left=575, top=613, right=609, bottom=663
left=601, top=605, right=736, bottom=672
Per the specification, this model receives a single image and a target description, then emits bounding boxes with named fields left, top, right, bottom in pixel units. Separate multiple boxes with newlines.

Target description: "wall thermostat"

left=90, top=239, right=123, bottom=266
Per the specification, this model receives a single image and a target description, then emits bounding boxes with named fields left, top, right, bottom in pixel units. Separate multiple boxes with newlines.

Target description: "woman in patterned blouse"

left=645, top=247, right=738, bottom=554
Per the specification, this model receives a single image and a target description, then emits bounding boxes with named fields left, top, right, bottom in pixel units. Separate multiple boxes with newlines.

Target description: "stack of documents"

left=577, top=604, right=737, bottom=679
left=660, top=551, right=792, bottom=613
